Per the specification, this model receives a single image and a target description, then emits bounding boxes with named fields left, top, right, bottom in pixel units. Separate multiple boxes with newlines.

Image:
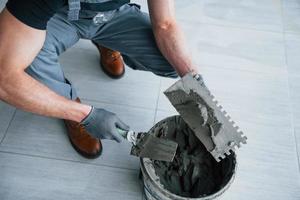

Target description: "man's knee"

left=143, top=56, right=178, bottom=78
left=122, top=55, right=178, bottom=78
left=25, top=48, right=75, bottom=100
left=165, top=70, right=179, bottom=78
left=154, top=67, right=178, bottom=79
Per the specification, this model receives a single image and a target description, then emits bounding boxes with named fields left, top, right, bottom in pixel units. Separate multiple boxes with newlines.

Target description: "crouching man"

left=0, top=0, right=198, bottom=158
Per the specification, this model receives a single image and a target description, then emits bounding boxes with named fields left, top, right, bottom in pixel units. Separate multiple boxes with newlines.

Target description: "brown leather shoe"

left=64, top=98, right=102, bottom=159
left=92, top=41, right=125, bottom=79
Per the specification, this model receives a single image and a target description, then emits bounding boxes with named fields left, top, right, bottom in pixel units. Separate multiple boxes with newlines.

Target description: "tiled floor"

left=0, top=0, right=300, bottom=199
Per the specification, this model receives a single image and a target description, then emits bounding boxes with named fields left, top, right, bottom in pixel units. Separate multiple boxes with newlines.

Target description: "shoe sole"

left=100, top=61, right=125, bottom=79
left=68, top=136, right=103, bottom=159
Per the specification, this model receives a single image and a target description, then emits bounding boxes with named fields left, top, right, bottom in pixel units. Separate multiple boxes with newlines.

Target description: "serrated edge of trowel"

left=164, top=73, right=247, bottom=162
left=183, top=73, right=247, bottom=161
left=204, top=90, right=247, bottom=161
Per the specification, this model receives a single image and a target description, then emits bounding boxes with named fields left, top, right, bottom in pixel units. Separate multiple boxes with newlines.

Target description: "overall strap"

left=68, top=0, right=81, bottom=21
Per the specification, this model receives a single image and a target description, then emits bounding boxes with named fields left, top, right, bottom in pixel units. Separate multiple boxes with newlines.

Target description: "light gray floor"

left=0, top=0, right=300, bottom=199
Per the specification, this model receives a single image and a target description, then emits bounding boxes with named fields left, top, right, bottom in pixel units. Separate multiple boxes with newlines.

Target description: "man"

left=0, top=0, right=198, bottom=158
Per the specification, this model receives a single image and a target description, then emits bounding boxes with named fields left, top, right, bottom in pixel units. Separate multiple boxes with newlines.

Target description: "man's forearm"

left=153, top=22, right=198, bottom=77
left=0, top=70, right=91, bottom=122
left=148, top=0, right=198, bottom=77
left=0, top=9, right=91, bottom=123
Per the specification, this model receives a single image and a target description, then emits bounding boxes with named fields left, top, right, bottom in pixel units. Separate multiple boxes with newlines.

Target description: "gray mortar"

left=164, top=73, right=247, bottom=162
left=141, top=116, right=236, bottom=199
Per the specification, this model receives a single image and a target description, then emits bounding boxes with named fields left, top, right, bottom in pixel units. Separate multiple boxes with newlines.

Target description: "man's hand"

left=147, top=0, right=198, bottom=77
left=81, top=107, right=130, bottom=143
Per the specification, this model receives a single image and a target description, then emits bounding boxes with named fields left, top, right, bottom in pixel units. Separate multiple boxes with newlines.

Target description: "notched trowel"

left=164, top=72, right=247, bottom=162
left=117, top=129, right=178, bottom=162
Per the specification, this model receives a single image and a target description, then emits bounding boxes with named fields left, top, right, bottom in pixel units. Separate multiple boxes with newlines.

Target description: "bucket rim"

left=140, top=115, right=238, bottom=200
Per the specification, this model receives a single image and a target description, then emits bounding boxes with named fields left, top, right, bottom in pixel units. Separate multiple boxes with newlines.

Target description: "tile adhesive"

left=140, top=73, right=243, bottom=199
left=140, top=116, right=236, bottom=200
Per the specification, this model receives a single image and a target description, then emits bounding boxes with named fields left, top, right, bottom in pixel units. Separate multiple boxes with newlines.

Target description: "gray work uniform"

left=26, top=1, right=178, bottom=100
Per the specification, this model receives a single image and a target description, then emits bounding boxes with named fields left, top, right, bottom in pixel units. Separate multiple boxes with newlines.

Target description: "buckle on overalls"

left=93, top=11, right=116, bottom=24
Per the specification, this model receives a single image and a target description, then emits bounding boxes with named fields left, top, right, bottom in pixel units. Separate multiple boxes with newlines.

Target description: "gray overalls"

left=26, top=0, right=177, bottom=100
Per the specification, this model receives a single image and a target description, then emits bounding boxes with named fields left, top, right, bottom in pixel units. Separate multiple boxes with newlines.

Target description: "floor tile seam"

left=0, top=150, right=139, bottom=172
left=196, top=63, right=287, bottom=76
left=178, top=18, right=284, bottom=34
left=69, top=50, right=287, bottom=77
left=153, top=78, right=162, bottom=125
left=283, top=31, right=300, bottom=37
left=284, top=31, right=300, bottom=37
left=281, top=0, right=300, bottom=172
left=282, top=1, right=300, bottom=10
left=68, top=63, right=287, bottom=77
left=279, top=0, right=285, bottom=33
left=155, top=99, right=292, bottom=112
left=282, top=5, right=300, bottom=34
left=285, top=30, right=300, bottom=35
left=286, top=76, right=300, bottom=172
left=81, top=97, right=158, bottom=112
left=0, top=109, right=17, bottom=146
left=283, top=6, right=300, bottom=12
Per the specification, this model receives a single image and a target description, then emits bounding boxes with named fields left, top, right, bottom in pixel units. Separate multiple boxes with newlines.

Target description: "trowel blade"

left=130, top=133, right=178, bottom=162
left=164, top=72, right=247, bottom=162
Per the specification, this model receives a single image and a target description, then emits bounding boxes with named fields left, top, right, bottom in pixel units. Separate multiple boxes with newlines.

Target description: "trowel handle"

left=117, top=128, right=137, bottom=144
left=117, top=128, right=128, bottom=138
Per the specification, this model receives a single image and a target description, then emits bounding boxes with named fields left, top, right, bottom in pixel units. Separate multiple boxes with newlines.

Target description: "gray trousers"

left=26, top=4, right=177, bottom=100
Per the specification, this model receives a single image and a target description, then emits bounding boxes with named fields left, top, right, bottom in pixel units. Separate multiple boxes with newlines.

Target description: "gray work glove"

left=80, top=107, right=130, bottom=143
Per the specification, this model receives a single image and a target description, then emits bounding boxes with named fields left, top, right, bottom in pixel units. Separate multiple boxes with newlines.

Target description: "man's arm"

left=0, top=9, right=91, bottom=122
left=147, top=0, right=198, bottom=77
